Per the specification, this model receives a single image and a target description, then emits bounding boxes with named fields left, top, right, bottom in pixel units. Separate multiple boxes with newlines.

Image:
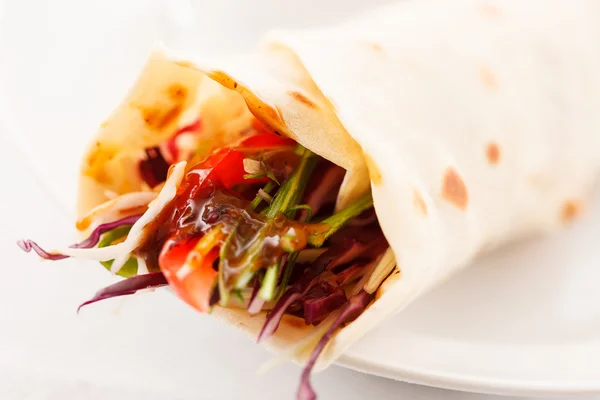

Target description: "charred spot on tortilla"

left=561, top=200, right=582, bottom=223
left=363, top=153, right=382, bottom=186
left=486, top=142, right=501, bottom=165
left=442, top=168, right=468, bottom=210
left=233, top=82, right=238, bottom=89
left=479, top=65, right=498, bottom=91
left=167, top=84, right=188, bottom=101
left=288, top=91, right=316, bottom=109
left=413, top=190, right=428, bottom=216
left=83, top=143, right=118, bottom=184
left=139, top=104, right=184, bottom=131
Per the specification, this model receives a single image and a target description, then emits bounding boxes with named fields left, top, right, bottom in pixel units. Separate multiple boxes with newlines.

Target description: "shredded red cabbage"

left=70, top=215, right=142, bottom=249
left=77, top=272, right=168, bottom=312
left=297, top=290, right=373, bottom=400
left=16, top=240, right=69, bottom=260
left=17, top=214, right=142, bottom=260
left=301, top=164, right=345, bottom=220
left=257, top=238, right=368, bottom=342
left=247, top=277, right=265, bottom=315
left=332, top=262, right=366, bottom=286
left=303, top=283, right=346, bottom=325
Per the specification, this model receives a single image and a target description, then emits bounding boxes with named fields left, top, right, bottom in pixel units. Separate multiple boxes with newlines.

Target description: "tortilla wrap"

left=78, top=0, right=600, bottom=369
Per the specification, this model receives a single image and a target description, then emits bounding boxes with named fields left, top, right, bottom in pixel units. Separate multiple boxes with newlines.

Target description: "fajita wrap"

left=19, top=0, right=600, bottom=398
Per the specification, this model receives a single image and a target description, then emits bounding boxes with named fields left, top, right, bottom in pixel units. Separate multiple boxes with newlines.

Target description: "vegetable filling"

left=18, top=127, right=394, bottom=400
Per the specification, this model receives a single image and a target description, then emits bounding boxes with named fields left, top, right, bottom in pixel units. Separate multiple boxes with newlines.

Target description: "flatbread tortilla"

left=78, top=0, right=600, bottom=369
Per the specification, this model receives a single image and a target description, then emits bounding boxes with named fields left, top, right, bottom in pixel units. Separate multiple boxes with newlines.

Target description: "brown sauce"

left=135, top=153, right=326, bottom=281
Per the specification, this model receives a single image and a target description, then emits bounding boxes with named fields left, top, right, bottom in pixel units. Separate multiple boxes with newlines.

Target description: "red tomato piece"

left=159, top=228, right=226, bottom=312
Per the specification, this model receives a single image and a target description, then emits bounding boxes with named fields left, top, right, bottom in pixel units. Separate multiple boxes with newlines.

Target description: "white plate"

left=2, top=0, right=600, bottom=397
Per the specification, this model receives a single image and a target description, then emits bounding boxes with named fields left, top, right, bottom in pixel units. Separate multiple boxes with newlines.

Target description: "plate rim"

left=337, top=352, right=600, bottom=397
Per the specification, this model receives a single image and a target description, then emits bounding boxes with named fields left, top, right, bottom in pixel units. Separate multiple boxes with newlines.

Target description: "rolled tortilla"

left=78, top=52, right=257, bottom=215
left=78, top=0, right=600, bottom=369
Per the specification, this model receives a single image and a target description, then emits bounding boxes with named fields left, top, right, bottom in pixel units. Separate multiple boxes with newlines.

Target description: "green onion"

left=262, top=160, right=280, bottom=185
left=283, top=204, right=313, bottom=222
left=221, top=145, right=317, bottom=299
left=259, top=263, right=279, bottom=301
left=275, top=252, right=298, bottom=300
left=235, top=268, right=256, bottom=289
left=250, top=181, right=276, bottom=210
left=265, top=146, right=316, bottom=218
left=307, top=192, right=374, bottom=247
left=218, top=225, right=239, bottom=306
left=231, top=289, right=245, bottom=303
left=243, top=172, right=267, bottom=180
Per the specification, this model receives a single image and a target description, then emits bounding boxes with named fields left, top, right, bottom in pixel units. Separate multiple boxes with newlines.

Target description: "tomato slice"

left=182, top=132, right=296, bottom=193
left=159, top=228, right=226, bottom=312
left=158, top=132, right=296, bottom=311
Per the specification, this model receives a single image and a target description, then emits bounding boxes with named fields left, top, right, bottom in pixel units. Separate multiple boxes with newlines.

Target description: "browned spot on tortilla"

left=479, top=65, right=498, bottom=91
left=233, top=82, right=238, bottom=89
left=363, top=153, right=382, bottom=186
left=413, top=190, right=428, bottom=216
left=282, top=314, right=307, bottom=330
left=562, top=200, right=582, bottom=223
left=479, top=3, right=502, bottom=18
left=288, top=91, right=316, bottom=109
left=139, top=104, right=184, bottom=131
left=167, top=84, right=188, bottom=101
left=83, top=143, right=118, bottom=184
left=486, top=142, right=501, bottom=165
left=442, top=168, right=469, bottom=210
left=161, top=105, right=183, bottom=129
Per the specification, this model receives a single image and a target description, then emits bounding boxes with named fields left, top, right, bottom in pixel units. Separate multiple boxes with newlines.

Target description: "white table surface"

left=1, top=1, right=599, bottom=399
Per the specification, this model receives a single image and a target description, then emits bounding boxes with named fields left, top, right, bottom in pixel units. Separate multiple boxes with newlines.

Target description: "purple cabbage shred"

left=302, top=284, right=347, bottom=326
left=69, top=214, right=142, bottom=249
left=297, top=290, right=373, bottom=400
left=77, top=272, right=168, bottom=312
left=17, top=214, right=142, bottom=260
left=258, top=238, right=368, bottom=342
left=17, top=239, right=69, bottom=260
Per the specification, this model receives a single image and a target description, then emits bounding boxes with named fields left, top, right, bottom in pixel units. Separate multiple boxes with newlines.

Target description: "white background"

left=1, top=0, right=600, bottom=399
